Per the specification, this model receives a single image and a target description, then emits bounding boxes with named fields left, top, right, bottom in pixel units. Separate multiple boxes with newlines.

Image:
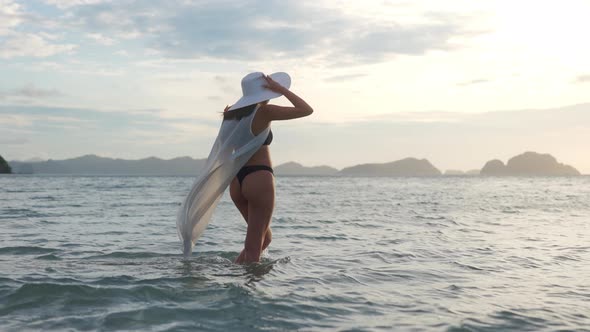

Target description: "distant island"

left=274, top=162, right=338, bottom=176
left=8, top=155, right=442, bottom=176
left=9, top=154, right=206, bottom=175
left=339, top=158, right=441, bottom=176
left=0, top=155, right=12, bottom=174
left=7, top=151, right=582, bottom=176
left=480, top=152, right=580, bottom=176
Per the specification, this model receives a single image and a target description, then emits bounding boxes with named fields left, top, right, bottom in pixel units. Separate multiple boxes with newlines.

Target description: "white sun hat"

left=227, top=71, right=291, bottom=111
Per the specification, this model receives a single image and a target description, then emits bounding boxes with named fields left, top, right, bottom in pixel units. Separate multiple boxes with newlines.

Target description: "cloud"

left=323, top=74, right=367, bottom=83
left=14, top=84, right=62, bottom=98
left=214, top=75, right=229, bottom=83
left=355, top=103, right=590, bottom=128
left=19, top=60, right=125, bottom=76
left=0, top=112, right=93, bottom=130
left=0, top=114, right=33, bottom=127
left=0, top=1, right=76, bottom=58
left=457, top=79, right=490, bottom=87
left=160, top=1, right=466, bottom=63
left=59, top=0, right=473, bottom=65
left=86, top=32, right=115, bottom=45
left=212, top=74, right=240, bottom=95
left=0, top=32, right=77, bottom=58
left=574, top=74, right=590, bottom=83
left=0, top=84, right=63, bottom=100
left=114, top=50, right=129, bottom=56
left=0, top=105, right=219, bottom=132
left=43, top=0, right=110, bottom=9
left=341, top=22, right=461, bottom=62
left=0, top=137, right=29, bottom=145
left=66, top=1, right=161, bottom=41
left=0, top=0, right=23, bottom=35
left=358, top=110, right=471, bottom=124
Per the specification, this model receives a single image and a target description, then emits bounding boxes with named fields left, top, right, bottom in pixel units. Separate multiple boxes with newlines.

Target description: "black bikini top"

left=263, top=129, right=273, bottom=145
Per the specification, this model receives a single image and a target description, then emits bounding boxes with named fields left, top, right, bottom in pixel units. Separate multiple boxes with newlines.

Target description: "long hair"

left=223, top=104, right=257, bottom=121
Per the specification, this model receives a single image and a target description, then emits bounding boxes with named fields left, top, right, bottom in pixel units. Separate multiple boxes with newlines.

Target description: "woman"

left=227, top=73, right=313, bottom=263
left=176, top=72, right=312, bottom=262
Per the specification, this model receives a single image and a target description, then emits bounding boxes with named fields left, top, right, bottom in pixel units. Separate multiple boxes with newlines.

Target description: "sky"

left=1, top=0, right=589, bottom=173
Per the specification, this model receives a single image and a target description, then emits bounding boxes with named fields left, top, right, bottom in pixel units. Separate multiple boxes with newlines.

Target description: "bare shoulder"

left=258, top=103, right=313, bottom=121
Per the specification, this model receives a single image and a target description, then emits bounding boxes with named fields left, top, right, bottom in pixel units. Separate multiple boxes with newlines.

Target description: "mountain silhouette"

left=480, top=152, right=580, bottom=176
left=9, top=155, right=206, bottom=175
left=7, top=152, right=582, bottom=176
left=339, top=158, right=441, bottom=176
left=0, top=155, right=12, bottom=174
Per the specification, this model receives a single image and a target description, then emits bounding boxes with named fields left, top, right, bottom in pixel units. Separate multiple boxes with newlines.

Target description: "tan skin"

left=228, top=75, right=313, bottom=264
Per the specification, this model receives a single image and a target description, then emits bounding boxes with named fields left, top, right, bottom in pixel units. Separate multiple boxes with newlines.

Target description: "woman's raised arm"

left=260, top=75, right=313, bottom=121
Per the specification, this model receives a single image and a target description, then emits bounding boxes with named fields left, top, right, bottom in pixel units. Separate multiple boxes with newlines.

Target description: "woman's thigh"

left=241, top=170, right=275, bottom=249
left=229, top=177, right=248, bottom=222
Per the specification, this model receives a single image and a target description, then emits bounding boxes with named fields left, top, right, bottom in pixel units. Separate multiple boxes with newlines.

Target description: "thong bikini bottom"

left=236, top=165, right=274, bottom=186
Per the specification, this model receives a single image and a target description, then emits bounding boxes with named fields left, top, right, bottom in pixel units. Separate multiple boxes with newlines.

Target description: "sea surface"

left=1, top=175, right=589, bottom=331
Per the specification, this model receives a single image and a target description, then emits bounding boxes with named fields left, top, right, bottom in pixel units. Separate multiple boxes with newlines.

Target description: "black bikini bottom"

left=236, top=165, right=274, bottom=186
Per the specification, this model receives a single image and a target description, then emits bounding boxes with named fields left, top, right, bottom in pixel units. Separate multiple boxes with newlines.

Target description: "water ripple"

left=1, top=176, right=590, bottom=331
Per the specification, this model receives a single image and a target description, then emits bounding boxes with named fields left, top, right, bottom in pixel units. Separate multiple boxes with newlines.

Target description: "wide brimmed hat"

left=227, top=72, right=291, bottom=111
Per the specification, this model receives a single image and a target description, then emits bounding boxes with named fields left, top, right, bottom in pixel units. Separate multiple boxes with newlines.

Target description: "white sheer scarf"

left=176, top=105, right=270, bottom=256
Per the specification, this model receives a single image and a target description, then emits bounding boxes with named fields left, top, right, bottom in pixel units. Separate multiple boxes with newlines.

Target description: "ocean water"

left=1, top=175, right=589, bottom=331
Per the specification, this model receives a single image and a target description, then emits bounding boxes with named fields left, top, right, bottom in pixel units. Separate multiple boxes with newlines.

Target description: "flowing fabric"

left=177, top=106, right=270, bottom=256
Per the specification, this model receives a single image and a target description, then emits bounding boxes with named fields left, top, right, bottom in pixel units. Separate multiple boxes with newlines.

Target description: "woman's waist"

left=243, top=149, right=272, bottom=167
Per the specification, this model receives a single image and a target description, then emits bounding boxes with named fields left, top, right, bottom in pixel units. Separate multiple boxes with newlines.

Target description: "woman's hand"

left=262, top=75, right=287, bottom=93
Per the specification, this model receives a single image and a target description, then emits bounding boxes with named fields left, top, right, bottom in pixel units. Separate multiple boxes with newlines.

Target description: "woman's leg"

left=230, top=177, right=272, bottom=250
left=234, top=170, right=275, bottom=263
left=230, top=177, right=249, bottom=220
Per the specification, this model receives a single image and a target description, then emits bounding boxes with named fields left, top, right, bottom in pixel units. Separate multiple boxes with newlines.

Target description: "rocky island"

left=7, top=152, right=582, bottom=177
left=339, top=158, right=441, bottom=176
left=8, top=155, right=207, bottom=175
left=0, top=155, right=12, bottom=174
left=480, top=152, right=580, bottom=176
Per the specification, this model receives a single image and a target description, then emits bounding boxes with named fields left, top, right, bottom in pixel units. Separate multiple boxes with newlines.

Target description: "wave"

left=449, top=309, right=555, bottom=331
left=35, top=253, right=62, bottom=261
left=30, top=195, right=57, bottom=201
left=84, top=251, right=179, bottom=260
left=0, top=208, right=50, bottom=219
left=0, top=246, right=60, bottom=255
